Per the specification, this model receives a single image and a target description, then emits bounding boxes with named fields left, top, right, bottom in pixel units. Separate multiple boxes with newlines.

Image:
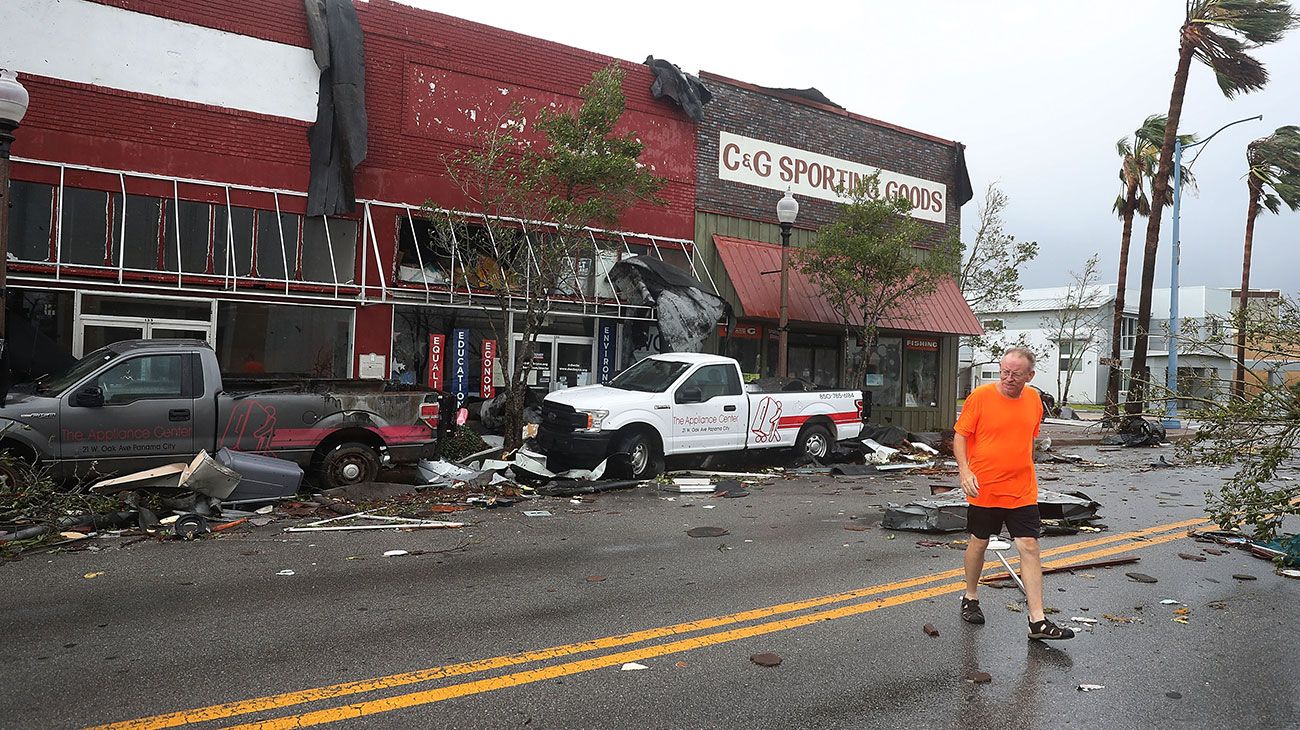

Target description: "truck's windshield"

left=35, top=349, right=115, bottom=394
left=607, top=358, right=692, bottom=393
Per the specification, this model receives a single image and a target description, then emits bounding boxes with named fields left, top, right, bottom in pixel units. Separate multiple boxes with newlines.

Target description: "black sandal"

left=961, top=597, right=985, bottom=625
left=1028, top=618, right=1075, bottom=640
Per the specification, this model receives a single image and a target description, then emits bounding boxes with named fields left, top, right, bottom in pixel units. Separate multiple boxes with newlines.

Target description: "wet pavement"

left=2, top=441, right=1298, bottom=729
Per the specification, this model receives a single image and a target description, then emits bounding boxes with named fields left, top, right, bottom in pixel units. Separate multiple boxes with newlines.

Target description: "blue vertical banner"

left=452, top=328, right=470, bottom=407
left=597, top=320, right=616, bottom=384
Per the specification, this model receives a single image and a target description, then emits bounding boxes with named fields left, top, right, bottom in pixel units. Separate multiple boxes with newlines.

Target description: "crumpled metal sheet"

left=610, top=255, right=732, bottom=352
left=883, top=489, right=1101, bottom=533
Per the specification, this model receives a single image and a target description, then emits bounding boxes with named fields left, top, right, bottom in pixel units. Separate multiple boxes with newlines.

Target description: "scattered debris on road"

left=1077, top=684, right=1106, bottom=692
left=966, top=670, right=993, bottom=684
left=750, top=653, right=782, bottom=667
left=687, top=527, right=729, bottom=538
left=1126, top=572, right=1159, bottom=584
left=923, top=623, right=940, bottom=637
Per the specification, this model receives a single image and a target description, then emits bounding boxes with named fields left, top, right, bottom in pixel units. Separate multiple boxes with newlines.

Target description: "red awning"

left=713, top=235, right=983, bottom=336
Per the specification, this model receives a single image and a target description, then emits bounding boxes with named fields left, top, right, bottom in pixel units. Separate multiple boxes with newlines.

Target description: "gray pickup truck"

left=0, top=340, right=449, bottom=489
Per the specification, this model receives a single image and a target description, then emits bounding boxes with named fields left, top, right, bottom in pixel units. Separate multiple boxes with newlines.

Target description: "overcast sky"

left=402, top=1, right=1300, bottom=297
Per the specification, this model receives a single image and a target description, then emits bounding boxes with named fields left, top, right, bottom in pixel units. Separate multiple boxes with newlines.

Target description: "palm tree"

left=1125, top=0, right=1298, bottom=415
left=1102, top=116, right=1190, bottom=418
left=1105, top=116, right=1197, bottom=420
left=1233, top=125, right=1300, bottom=397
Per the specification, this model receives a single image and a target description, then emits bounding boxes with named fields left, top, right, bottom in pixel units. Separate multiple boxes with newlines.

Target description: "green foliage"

left=959, top=184, right=1038, bottom=366
left=432, top=62, right=666, bottom=448
left=533, top=65, right=666, bottom=229
left=1247, top=125, right=1300, bottom=215
left=1175, top=297, right=1300, bottom=540
left=1115, top=115, right=1196, bottom=217
left=439, top=427, right=490, bottom=463
left=797, top=173, right=961, bottom=381
left=1185, top=0, right=1300, bottom=97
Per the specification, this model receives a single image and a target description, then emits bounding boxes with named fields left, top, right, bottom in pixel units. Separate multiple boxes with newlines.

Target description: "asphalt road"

left=3, top=441, right=1298, bottom=730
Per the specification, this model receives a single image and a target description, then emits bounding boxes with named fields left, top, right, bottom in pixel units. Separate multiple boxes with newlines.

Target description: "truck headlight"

left=578, top=409, right=609, bottom=432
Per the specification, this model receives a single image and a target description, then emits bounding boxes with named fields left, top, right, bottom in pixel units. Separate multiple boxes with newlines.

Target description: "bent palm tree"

left=1126, top=0, right=1298, bottom=414
left=1105, top=116, right=1195, bottom=420
left=1234, top=125, right=1300, bottom=398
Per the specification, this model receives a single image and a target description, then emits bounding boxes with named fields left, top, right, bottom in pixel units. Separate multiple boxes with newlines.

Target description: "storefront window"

left=8, top=181, right=53, bottom=262
left=861, top=337, right=903, bottom=407
left=787, top=332, right=840, bottom=388
left=113, top=194, right=163, bottom=271
left=163, top=200, right=214, bottom=274
left=4, top=289, right=75, bottom=382
left=256, top=210, right=300, bottom=280
left=215, top=302, right=352, bottom=377
left=225, top=207, right=255, bottom=277
left=301, top=216, right=357, bottom=284
left=60, top=188, right=110, bottom=266
left=903, top=337, right=940, bottom=407
left=721, top=323, right=763, bottom=380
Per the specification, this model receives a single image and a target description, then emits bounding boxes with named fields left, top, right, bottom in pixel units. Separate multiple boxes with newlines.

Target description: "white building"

left=961, top=286, right=1251, bottom=407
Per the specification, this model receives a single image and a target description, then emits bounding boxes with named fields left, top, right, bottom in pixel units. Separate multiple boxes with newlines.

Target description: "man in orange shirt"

left=953, top=347, right=1073, bottom=640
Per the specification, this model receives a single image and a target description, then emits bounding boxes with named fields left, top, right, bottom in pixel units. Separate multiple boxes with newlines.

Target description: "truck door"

left=670, top=364, right=747, bottom=453
left=59, top=352, right=197, bottom=472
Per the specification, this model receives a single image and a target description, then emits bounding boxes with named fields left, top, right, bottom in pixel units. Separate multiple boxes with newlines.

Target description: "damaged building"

left=2, top=0, right=979, bottom=431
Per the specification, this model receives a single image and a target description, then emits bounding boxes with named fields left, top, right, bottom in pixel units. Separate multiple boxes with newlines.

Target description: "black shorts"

left=967, top=505, right=1041, bottom=540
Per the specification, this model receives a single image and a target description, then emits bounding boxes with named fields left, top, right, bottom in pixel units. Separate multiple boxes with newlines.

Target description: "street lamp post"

left=776, top=189, right=799, bottom=379
left=0, top=69, right=31, bottom=399
left=1163, top=114, right=1261, bottom=429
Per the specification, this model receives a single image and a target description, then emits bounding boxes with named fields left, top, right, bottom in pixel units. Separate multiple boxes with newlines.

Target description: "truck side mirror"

left=677, top=386, right=703, bottom=404
left=72, top=386, right=105, bottom=408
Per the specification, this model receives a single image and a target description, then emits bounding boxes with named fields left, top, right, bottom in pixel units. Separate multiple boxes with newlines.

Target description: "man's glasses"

left=999, top=370, right=1030, bottom=379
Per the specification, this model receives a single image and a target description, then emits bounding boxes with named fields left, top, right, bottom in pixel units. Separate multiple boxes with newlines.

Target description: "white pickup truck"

left=534, top=353, right=865, bottom=478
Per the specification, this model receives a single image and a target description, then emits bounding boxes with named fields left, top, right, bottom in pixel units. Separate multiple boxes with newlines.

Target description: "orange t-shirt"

left=953, top=383, right=1041, bottom=508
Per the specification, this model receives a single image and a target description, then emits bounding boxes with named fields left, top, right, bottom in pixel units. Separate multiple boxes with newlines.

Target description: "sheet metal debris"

left=883, top=489, right=1102, bottom=533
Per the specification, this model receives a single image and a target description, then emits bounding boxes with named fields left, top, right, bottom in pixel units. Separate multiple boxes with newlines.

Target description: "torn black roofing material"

left=304, top=0, right=368, bottom=217
left=644, top=56, right=713, bottom=122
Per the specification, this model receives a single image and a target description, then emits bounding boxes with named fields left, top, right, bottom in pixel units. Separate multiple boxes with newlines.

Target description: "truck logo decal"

left=220, top=400, right=279, bottom=453
left=749, top=396, right=783, bottom=443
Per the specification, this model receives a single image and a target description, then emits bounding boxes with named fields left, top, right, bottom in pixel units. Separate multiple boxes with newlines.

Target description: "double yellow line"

left=93, top=516, right=1206, bottom=730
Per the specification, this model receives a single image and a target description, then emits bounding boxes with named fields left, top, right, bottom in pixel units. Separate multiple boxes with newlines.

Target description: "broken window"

left=395, top=214, right=455, bottom=286
left=59, top=187, right=111, bottom=266
left=7, top=181, right=53, bottom=262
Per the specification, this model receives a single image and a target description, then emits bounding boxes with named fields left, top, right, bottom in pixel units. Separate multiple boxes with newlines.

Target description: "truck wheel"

left=0, top=448, right=36, bottom=491
left=615, top=431, right=664, bottom=480
left=796, top=424, right=833, bottom=461
left=315, top=442, right=380, bottom=489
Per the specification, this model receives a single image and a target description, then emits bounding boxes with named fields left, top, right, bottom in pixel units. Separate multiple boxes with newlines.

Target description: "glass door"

left=555, top=340, right=595, bottom=388
left=74, top=292, right=217, bottom=357
left=81, top=322, right=145, bottom=355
